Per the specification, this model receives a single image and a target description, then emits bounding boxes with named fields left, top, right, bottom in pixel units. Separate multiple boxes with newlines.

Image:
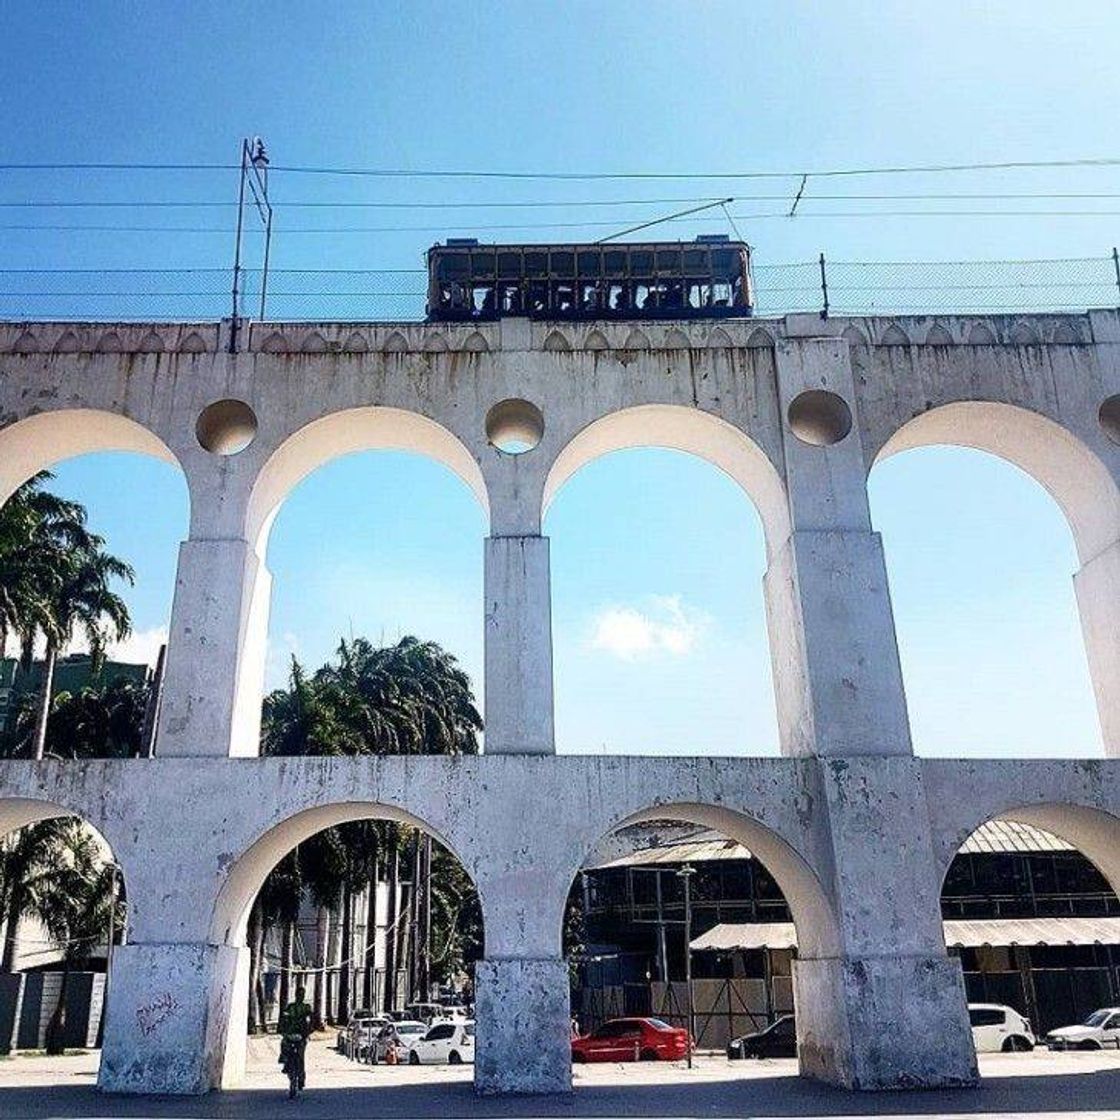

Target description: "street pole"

left=677, top=864, right=696, bottom=1068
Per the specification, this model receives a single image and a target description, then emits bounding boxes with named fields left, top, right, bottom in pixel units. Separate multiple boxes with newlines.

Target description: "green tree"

left=0, top=473, right=90, bottom=659
left=0, top=818, right=71, bottom=974
left=26, top=540, right=134, bottom=761
left=7, top=676, right=150, bottom=760
left=5, top=820, right=123, bottom=1055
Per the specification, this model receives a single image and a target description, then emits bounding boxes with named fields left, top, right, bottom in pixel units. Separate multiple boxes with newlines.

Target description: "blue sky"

left=5, top=2, right=1118, bottom=757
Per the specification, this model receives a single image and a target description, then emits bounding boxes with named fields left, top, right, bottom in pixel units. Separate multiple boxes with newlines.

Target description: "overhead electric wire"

left=2, top=155, right=1120, bottom=180
left=8, top=205, right=1120, bottom=236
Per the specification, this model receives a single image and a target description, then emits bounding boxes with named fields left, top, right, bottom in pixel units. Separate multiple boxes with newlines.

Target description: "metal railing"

left=1, top=253, right=1118, bottom=322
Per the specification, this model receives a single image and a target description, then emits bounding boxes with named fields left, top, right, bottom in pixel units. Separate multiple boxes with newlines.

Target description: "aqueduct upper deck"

left=0, top=309, right=1118, bottom=1096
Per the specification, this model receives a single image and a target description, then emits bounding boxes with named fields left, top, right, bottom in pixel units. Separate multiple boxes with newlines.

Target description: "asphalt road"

left=2, top=1036, right=1120, bottom=1119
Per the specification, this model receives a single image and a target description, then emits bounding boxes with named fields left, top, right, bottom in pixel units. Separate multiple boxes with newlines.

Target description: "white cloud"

left=68, top=625, right=169, bottom=668
left=5, top=625, right=169, bottom=668
left=589, top=595, right=707, bottom=661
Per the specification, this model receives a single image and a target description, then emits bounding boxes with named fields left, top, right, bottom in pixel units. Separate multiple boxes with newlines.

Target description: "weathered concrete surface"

left=794, top=955, right=978, bottom=1089
left=0, top=311, right=1117, bottom=1095
left=474, top=959, right=572, bottom=1094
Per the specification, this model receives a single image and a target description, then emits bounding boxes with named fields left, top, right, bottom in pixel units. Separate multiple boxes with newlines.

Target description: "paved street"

left=3, top=1036, right=1120, bottom=1119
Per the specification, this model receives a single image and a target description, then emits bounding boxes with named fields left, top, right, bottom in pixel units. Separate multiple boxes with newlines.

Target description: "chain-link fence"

left=1, top=256, right=1117, bottom=322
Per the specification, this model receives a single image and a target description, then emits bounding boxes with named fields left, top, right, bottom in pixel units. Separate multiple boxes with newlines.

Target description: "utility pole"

left=677, top=864, right=696, bottom=1068
left=229, top=137, right=272, bottom=354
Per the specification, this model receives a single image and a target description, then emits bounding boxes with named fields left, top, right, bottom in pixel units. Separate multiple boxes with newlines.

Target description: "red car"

left=571, top=1017, right=692, bottom=1063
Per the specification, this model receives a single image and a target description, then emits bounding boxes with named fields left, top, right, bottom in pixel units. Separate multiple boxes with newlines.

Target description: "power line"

left=7, top=207, right=1120, bottom=236
left=2, top=156, right=1119, bottom=180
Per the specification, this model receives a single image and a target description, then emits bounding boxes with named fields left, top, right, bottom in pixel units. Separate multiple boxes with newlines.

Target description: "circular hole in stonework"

left=195, top=399, right=258, bottom=456
left=485, top=398, right=544, bottom=455
left=1100, top=394, right=1120, bottom=446
left=787, top=389, right=853, bottom=447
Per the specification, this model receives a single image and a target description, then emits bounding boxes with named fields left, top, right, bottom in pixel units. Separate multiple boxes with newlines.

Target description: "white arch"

left=209, top=800, right=476, bottom=948
left=0, top=409, right=183, bottom=511
left=875, top=401, right=1120, bottom=565
left=939, top=803, right=1120, bottom=904
left=245, top=407, right=489, bottom=555
left=542, top=405, right=790, bottom=558
left=874, top=401, right=1120, bottom=755
left=567, top=800, right=838, bottom=960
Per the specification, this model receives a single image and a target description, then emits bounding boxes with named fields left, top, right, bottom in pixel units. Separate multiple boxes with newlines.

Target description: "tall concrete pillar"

left=474, top=958, right=571, bottom=1094
left=1074, top=538, right=1120, bottom=756
left=98, top=942, right=247, bottom=1094
left=769, top=334, right=975, bottom=1087
left=483, top=535, right=554, bottom=754
left=765, top=336, right=911, bottom=757
left=794, top=758, right=978, bottom=1089
left=157, top=537, right=270, bottom=758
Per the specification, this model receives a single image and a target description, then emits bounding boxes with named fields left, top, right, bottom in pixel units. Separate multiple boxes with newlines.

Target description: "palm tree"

left=14, top=821, right=123, bottom=1055
left=0, top=474, right=89, bottom=659
left=0, top=818, right=71, bottom=974
left=27, top=540, right=134, bottom=761
left=7, top=676, right=150, bottom=760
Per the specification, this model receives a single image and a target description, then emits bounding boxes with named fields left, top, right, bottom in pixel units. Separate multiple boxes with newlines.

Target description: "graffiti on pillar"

left=136, top=992, right=181, bottom=1036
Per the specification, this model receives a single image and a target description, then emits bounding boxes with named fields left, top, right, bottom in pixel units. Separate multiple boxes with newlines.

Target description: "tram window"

left=438, top=254, right=470, bottom=281
left=656, top=249, right=681, bottom=272
left=525, top=251, right=548, bottom=277
left=471, top=252, right=496, bottom=279
left=688, top=282, right=709, bottom=309
left=498, top=252, right=522, bottom=278
left=608, top=283, right=629, bottom=311
left=578, top=250, right=600, bottom=276
left=630, top=249, right=654, bottom=275
left=471, top=284, right=495, bottom=313
left=661, top=280, right=685, bottom=309
left=550, top=251, right=575, bottom=278
left=712, top=280, right=733, bottom=307
left=553, top=281, right=576, bottom=313
left=635, top=282, right=653, bottom=310
left=527, top=280, right=548, bottom=314
left=499, top=283, right=522, bottom=314
left=711, top=249, right=737, bottom=277
left=604, top=250, right=627, bottom=276
left=682, top=248, right=707, bottom=272
left=580, top=282, right=602, bottom=312
left=441, top=281, right=468, bottom=309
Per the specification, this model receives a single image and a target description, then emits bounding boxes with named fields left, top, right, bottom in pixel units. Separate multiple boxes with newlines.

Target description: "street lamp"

left=676, top=863, right=696, bottom=1068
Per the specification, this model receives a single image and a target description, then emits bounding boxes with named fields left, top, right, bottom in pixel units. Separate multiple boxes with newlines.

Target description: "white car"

left=408, top=1019, right=475, bottom=1065
left=1047, top=1008, right=1120, bottom=1050
left=370, top=1019, right=428, bottom=1063
left=347, top=1016, right=390, bottom=1060
left=968, top=1003, right=1035, bottom=1052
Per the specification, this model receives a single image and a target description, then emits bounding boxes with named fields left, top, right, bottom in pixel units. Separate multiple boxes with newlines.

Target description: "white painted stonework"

left=0, top=311, right=1118, bottom=1095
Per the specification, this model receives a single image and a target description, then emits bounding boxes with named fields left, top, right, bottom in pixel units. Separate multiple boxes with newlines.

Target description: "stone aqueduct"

left=0, top=309, right=1119, bottom=1095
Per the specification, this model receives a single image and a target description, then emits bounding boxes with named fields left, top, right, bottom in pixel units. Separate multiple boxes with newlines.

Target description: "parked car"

left=968, top=1003, right=1035, bottom=1052
left=336, top=1008, right=375, bottom=1052
left=370, top=1019, right=428, bottom=1063
left=345, top=1016, right=390, bottom=1061
left=1046, top=1008, right=1120, bottom=1050
left=405, top=1002, right=451, bottom=1025
left=571, top=1017, right=691, bottom=1063
left=727, top=1014, right=797, bottom=1059
left=408, top=1019, right=476, bottom=1065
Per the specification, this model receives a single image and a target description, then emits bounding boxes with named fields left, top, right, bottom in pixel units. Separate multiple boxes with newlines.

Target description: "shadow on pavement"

left=2, top=1070, right=1120, bottom=1119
